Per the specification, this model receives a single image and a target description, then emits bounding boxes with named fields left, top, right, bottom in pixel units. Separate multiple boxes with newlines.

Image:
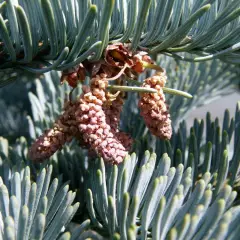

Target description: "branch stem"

left=107, top=85, right=157, bottom=93
left=162, top=87, right=193, bottom=99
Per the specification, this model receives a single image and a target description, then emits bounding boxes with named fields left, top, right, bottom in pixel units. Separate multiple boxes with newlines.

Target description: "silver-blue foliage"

left=0, top=0, right=240, bottom=86
left=0, top=73, right=34, bottom=140
left=86, top=154, right=240, bottom=239
left=0, top=141, right=81, bottom=240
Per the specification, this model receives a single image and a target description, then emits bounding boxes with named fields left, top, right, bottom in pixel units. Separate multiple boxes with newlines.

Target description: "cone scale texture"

left=138, top=70, right=172, bottom=140
left=75, top=74, right=133, bottom=164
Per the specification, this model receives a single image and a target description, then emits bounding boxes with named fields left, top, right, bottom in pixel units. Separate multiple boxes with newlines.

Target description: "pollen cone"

left=138, top=70, right=172, bottom=140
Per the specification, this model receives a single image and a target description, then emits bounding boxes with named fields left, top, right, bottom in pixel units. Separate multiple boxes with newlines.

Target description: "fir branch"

left=0, top=0, right=240, bottom=86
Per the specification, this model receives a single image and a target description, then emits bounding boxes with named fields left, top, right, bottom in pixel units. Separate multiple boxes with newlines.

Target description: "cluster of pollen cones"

left=29, top=43, right=172, bottom=165
left=29, top=74, right=133, bottom=165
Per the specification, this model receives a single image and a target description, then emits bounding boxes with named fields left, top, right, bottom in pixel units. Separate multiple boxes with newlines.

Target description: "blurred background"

left=186, top=92, right=239, bottom=125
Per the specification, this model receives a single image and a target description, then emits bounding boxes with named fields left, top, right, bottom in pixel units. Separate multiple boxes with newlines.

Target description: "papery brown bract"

left=61, top=63, right=86, bottom=88
left=104, top=43, right=153, bottom=74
